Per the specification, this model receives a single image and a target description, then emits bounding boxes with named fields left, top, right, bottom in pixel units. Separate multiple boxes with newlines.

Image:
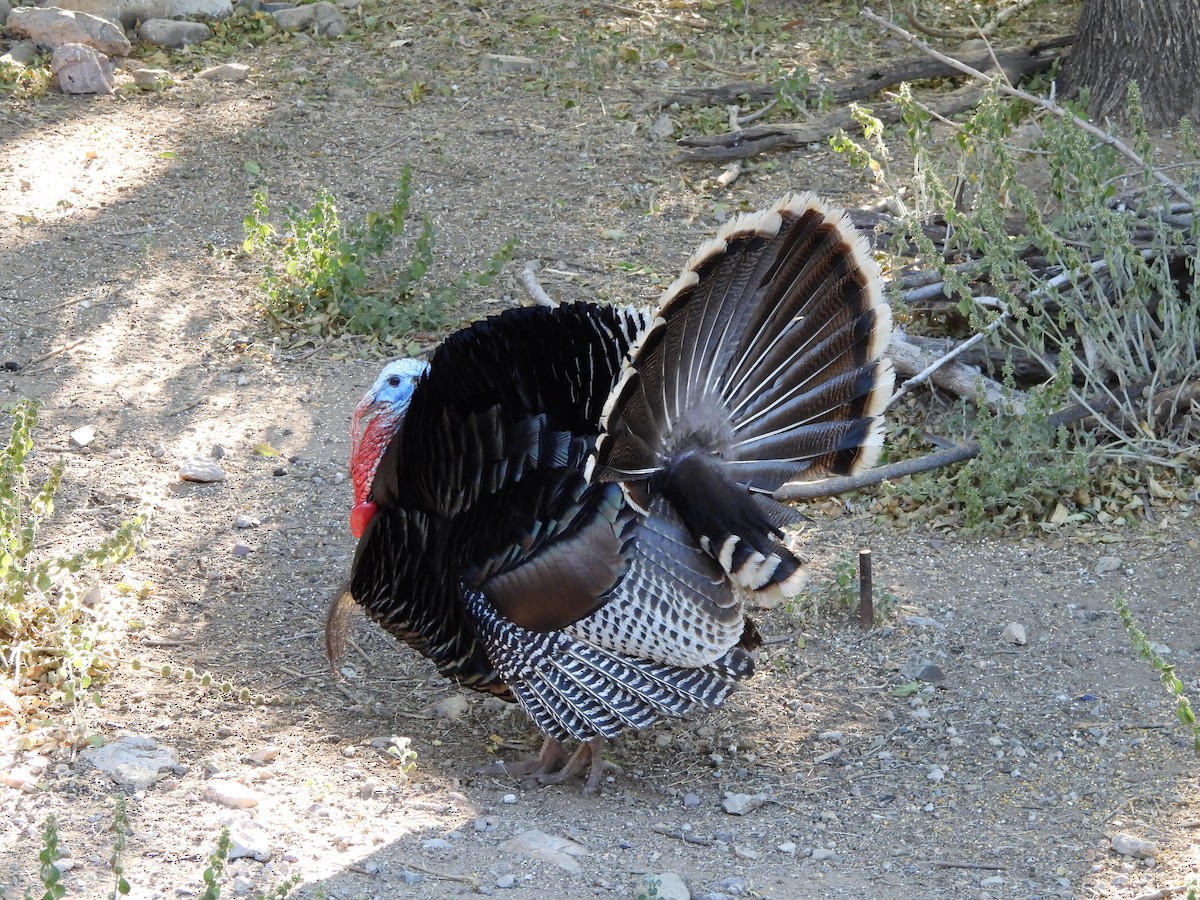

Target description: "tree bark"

left=1060, top=0, right=1200, bottom=127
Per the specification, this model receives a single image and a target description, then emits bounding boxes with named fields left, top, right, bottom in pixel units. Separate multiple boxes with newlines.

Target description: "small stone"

left=480, top=53, right=536, bottom=74
left=1095, top=556, right=1122, bottom=574
left=432, top=694, right=469, bottom=721
left=1001, top=623, right=1027, bottom=645
left=501, top=793, right=517, bottom=804
left=1111, top=832, right=1158, bottom=858
left=129, top=67, right=172, bottom=88
left=721, top=792, right=768, bottom=815
left=246, top=746, right=277, bottom=765
left=400, top=870, right=424, bottom=884
left=927, top=766, right=945, bottom=782
left=980, top=875, right=1004, bottom=887
left=51, top=859, right=76, bottom=874
left=197, top=62, right=249, bottom=81
left=811, top=847, right=837, bottom=861
left=228, top=823, right=272, bottom=862
left=682, top=792, right=701, bottom=809
left=636, top=872, right=689, bottom=900
left=70, top=425, right=96, bottom=447
left=231, top=875, right=253, bottom=895
left=718, top=875, right=748, bottom=895
left=646, top=114, right=676, bottom=141
left=777, top=841, right=797, bottom=854
left=422, top=838, right=452, bottom=850
left=180, top=458, right=226, bottom=483
left=495, top=874, right=517, bottom=889
left=733, top=844, right=759, bottom=860
left=234, top=515, right=261, bottom=528
left=474, top=815, right=499, bottom=833
left=232, top=544, right=252, bottom=558
left=205, top=779, right=259, bottom=809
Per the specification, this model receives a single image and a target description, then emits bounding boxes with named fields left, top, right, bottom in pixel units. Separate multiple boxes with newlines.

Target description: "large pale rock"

left=51, top=0, right=231, bottom=27
left=51, top=43, right=115, bottom=94
left=7, top=6, right=131, bottom=55
left=499, top=830, right=588, bottom=875
left=138, top=18, right=210, bottom=48
left=272, top=1, right=344, bottom=37
left=79, top=734, right=178, bottom=790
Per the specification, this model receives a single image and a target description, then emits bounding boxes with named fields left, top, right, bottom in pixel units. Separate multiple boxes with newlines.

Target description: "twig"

left=23, top=337, right=87, bottom=369
left=518, top=261, right=558, bottom=308
left=286, top=336, right=335, bottom=363
left=861, top=7, right=1194, bottom=205
left=1129, top=887, right=1194, bottom=900
left=165, top=397, right=206, bottom=417
left=887, top=315, right=1016, bottom=411
left=651, top=824, right=714, bottom=846
left=934, top=859, right=1007, bottom=871
left=386, top=860, right=478, bottom=887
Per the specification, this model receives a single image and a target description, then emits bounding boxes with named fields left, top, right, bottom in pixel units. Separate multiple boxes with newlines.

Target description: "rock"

left=732, top=845, right=758, bottom=860
left=1001, top=622, right=1027, bottom=645
left=51, top=43, right=115, bottom=94
left=637, top=872, right=690, bottom=900
left=197, top=62, right=250, bottom=81
left=245, top=746, right=277, bottom=765
left=272, top=2, right=345, bottom=37
left=138, top=19, right=210, bottom=49
left=165, top=0, right=232, bottom=18
left=473, top=815, right=499, bottom=833
left=777, top=841, right=797, bottom=854
left=646, top=114, right=676, bottom=141
left=179, top=457, right=226, bottom=482
left=717, top=876, right=748, bottom=895
left=812, top=847, right=837, bottom=861
left=79, top=734, right=178, bottom=790
left=227, top=822, right=272, bottom=861
left=1111, top=832, right=1158, bottom=858
left=496, top=873, right=517, bottom=889
left=431, top=694, right=469, bottom=721
left=231, top=875, right=253, bottom=895
left=129, top=66, right=172, bottom=89
left=6, top=6, right=131, bottom=55
left=421, top=838, right=452, bottom=850
left=70, top=425, right=96, bottom=447
left=501, top=793, right=517, bottom=804
left=927, top=766, right=945, bottom=782
left=721, top=792, right=768, bottom=815
left=205, top=779, right=260, bottom=809
left=2, top=42, right=40, bottom=66
left=1095, top=556, right=1122, bottom=574
left=499, top=829, right=588, bottom=875
left=480, top=53, right=536, bottom=74
left=901, top=656, right=945, bottom=681
left=682, top=792, right=701, bottom=808
left=400, top=870, right=424, bottom=884
left=234, top=515, right=260, bottom=528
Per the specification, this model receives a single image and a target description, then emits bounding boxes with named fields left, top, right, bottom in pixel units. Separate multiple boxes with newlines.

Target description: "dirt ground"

left=2, top=2, right=1198, bottom=898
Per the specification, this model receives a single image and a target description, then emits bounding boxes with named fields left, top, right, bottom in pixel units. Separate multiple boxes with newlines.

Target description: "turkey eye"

left=387, top=375, right=401, bottom=388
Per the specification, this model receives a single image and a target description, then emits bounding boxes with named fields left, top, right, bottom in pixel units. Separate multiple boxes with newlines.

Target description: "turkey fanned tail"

left=588, top=192, right=894, bottom=601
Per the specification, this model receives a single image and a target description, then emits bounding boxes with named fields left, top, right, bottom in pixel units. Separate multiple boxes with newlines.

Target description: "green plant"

left=109, top=796, right=131, bottom=898
left=243, top=168, right=516, bottom=342
left=832, top=78, right=1200, bottom=532
left=0, top=815, right=66, bottom=900
left=0, top=57, right=53, bottom=100
left=1115, top=596, right=1200, bottom=753
left=1, top=399, right=149, bottom=743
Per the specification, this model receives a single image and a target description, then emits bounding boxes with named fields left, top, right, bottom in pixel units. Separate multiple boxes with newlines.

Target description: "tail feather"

left=587, top=193, right=892, bottom=599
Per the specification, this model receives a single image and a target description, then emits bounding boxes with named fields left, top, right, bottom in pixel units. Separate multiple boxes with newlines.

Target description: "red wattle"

left=350, top=501, right=378, bottom=539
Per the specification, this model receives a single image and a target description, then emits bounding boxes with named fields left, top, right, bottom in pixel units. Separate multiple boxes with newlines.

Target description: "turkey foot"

left=536, top=736, right=621, bottom=796
left=477, top=736, right=619, bottom=795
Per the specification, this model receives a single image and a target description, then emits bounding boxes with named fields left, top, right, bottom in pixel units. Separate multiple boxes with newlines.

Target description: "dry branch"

left=663, top=40, right=1069, bottom=110
left=677, top=84, right=986, bottom=162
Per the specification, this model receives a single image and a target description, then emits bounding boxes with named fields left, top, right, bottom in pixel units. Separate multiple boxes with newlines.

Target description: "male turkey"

left=327, top=194, right=893, bottom=793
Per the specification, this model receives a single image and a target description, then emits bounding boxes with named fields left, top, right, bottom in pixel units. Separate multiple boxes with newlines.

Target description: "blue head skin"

left=349, top=358, right=430, bottom=537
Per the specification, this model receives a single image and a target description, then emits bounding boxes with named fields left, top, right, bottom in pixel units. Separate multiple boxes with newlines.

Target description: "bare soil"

left=2, top=3, right=1198, bottom=899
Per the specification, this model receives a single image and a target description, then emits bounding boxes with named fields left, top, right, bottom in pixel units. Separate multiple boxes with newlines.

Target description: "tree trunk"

left=1060, top=0, right=1200, bottom=127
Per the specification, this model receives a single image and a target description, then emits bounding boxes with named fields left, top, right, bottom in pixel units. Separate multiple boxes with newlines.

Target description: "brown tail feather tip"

left=325, top=583, right=360, bottom=677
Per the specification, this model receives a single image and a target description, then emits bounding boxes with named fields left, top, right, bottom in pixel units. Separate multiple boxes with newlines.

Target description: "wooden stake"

left=858, top=549, right=874, bottom=629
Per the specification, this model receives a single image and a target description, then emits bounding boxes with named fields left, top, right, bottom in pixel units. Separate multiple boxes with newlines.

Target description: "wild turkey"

left=327, top=194, right=893, bottom=793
